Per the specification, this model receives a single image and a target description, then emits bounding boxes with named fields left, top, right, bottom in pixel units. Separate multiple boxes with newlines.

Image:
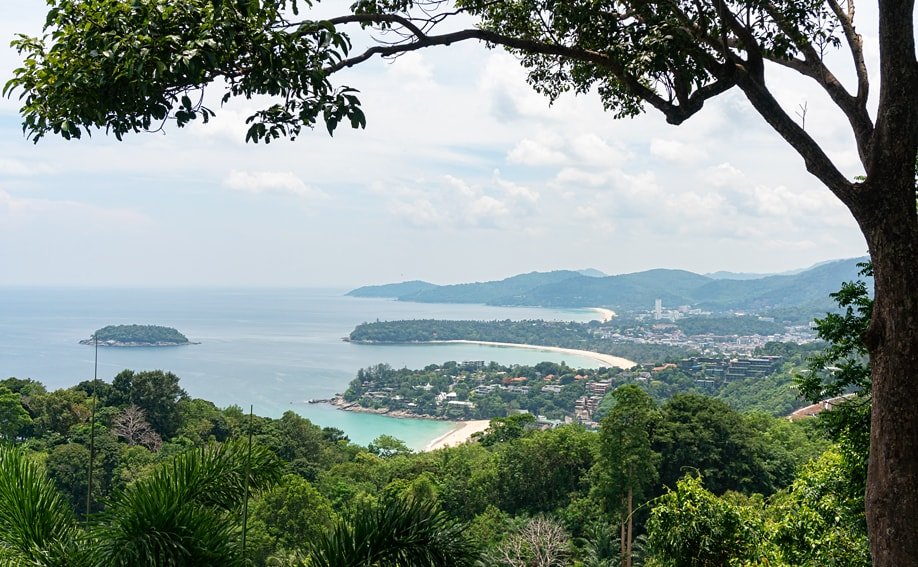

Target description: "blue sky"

left=0, top=1, right=872, bottom=287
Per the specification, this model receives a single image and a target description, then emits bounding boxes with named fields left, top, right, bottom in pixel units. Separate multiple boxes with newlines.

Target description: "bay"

left=0, top=287, right=601, bottom=449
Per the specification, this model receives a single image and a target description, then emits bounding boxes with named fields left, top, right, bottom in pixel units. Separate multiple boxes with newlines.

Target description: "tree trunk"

left=620, top=500, right=626, bottom=567
left=853, top=3, right=918, bottom=562
left=626, top=487, right=633, bottom=567
left=854, top=173, right=918, bottom=567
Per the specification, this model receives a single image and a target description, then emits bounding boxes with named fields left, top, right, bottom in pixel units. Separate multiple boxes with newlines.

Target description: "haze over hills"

left=347, top=257, right=870, bottom=313
left=703, top=259, right=843, bottom=280
left=346, top=280, right=438, bottom=298
left=348, top=270, right=584, bottom=304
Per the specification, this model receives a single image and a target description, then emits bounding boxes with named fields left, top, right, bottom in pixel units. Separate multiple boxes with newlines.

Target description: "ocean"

left=0, top=287, right=601, bottom=449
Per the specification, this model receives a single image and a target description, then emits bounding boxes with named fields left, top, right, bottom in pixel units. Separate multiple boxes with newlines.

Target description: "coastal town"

left=334, top=293, right=827, bottom=440
left=595, top=317, right=817, bottom=356
left=333, top=348, right=794, bottom=431
left=610, top=298, right=818, bottom=354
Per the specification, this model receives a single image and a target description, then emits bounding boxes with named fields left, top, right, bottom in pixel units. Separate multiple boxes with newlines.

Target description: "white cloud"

left=384, top=172, right=540, bottom=229
left=650, top=138, right=707, bottom=163
left=507, top=138, right=567, bottom=165
left=698, top=163, right=746, bottom=188
left=0, top=0, right=872, bottom=285
left=664, top=190, right=730, bottom=219
left=390, top=198, right=442, bottom=227
left=0, top=158, right=45, bottom=176
left=467, top=194, right=509, bottom=221
left=750, top=183, right=843, bottom=220
left=222, top=170, right=324, bottom=198
left=479, top=54, right=553, bottom=122
left=569, top=133, right=630, bottom=168
left=507, top=131, right=629, bottom=170
left=0, top=188, right=148, bottom=226
left=188, top=106, right=255, bottom=144
left=492, top=171, right=539, bottom=206
left=574, top=205, right=616, bottom=233
left=387, top=52, right=435, bottom=89
left=553, top=168, right=609, bottom=188
left=442, top=175, right=510, bottom=226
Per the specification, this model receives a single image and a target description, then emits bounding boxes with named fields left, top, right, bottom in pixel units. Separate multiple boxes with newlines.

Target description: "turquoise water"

left=0, top=288, right=601, bottom=449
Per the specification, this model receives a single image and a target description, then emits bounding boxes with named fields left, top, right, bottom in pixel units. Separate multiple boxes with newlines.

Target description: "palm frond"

left=88, top=439, right=282, bottom=567
left=0, top=444, right=85, bottom=566
left=307, top=494, right=481, bottom=567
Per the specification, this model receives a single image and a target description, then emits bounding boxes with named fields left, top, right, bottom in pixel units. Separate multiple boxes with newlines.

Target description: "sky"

left=0, top=1, right=875, bottom=288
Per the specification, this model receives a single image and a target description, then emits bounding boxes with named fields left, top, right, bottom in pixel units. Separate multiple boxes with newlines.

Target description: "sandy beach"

left=433, top=340, right=636, bottom=369
left=591, top=307, right=616, bottom=322
left=425, top=419, right=492, bottom=451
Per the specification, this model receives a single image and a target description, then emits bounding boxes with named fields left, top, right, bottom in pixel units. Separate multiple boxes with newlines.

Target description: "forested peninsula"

left=347, top=317, right=796, bottom=364
left=80, top=324, right=194, bottom=347
left=338, top=339, right=821, bottom=421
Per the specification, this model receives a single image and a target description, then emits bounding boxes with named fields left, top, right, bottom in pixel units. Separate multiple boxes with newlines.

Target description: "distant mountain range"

left=703, top=259, right=841, bottom=280
left=347, top=257, right=871, bottom=313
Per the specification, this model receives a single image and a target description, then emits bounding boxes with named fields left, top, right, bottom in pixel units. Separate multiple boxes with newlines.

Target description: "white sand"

left=433, top=340, right=636, bottom=369
left=591, top=307, right=616, bottom=322
left=425, top=419, right=492, bottom=451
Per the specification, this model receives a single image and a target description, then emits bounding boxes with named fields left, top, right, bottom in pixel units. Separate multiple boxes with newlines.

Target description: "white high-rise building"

left=654, top=299, right=663, bottom=320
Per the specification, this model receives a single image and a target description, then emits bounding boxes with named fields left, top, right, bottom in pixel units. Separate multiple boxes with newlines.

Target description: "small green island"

left=80, top=325, right=196, bottom=347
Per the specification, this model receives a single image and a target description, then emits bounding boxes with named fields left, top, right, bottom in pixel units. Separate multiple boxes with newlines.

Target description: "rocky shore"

left=78, top=338, right=199, bottom=347
left=326, top=396, right=492, bottom=451
left=328, top=395, right=447, bottom=421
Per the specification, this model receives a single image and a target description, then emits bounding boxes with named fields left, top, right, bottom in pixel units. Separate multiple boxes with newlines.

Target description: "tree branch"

left=325, top=5, right=857, bottom=204
left=323, top=19, right=729, bottom=125
left=325, top=13, right=427, bottom=38
left=827, top=0, right=869, bottom=103
left=714, top=1, right=765, bottom=77
left=672, top=1, right=856, bottom=193
left=760, top=0, right=874, bottom=166
left=734, top=69, right=856, bottom=203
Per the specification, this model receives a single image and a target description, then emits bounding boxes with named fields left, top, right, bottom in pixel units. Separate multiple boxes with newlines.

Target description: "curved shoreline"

left=590, top=307, right=616, bottom=322
left=331, top=397, right=445, bottom=421
left=78, top=339, right=198, bottom=347
left=329, top=398, right=488, bottom=451
left=424, top=419, right=492, bottom=451
left=430, top=339, right=635, bottom=369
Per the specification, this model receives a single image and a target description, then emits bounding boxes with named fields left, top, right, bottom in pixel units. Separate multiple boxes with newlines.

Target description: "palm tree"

left=88, top=439, right=282, bottom=566
left=305, top=493, right=481, bottom=567
left=1, top=439, right=281, bottom=566
left=0, top=444, right=86, bottom=566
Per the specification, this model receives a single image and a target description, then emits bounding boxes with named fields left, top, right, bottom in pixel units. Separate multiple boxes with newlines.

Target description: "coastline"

left=329, top=397, right=490, bottom=451
left=78, top=339, right=198, bottom=347
left=333, top=312, right=630, bottom=447
left=431, top=339, right=636, bottom=369
left=424, top=419, right=492, bottom=451
left=331, top=397, right=443, bottom=420
left=590, top=307, right=616, bottom=322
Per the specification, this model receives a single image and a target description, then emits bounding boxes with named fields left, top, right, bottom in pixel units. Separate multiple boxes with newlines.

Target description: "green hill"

left=346, top=257, right=870, bottom=314
left=693, top=258, right=868, bottom=310
left=497, top=269, right=712, bottom=309
left=345, top=280, right=437, bottom=298
left=397, top=270, right=583, bottom=304
left=83, top=325, right=190, bottom=346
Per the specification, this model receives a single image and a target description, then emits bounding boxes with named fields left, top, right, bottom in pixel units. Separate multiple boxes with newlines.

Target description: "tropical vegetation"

left=87, top=325, right=190, bottom=346
left=0, top=270, right=875, bottom=565
left=342, top=343, right=824, bottom=421
left=7, top=0, right=917, bottom=562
